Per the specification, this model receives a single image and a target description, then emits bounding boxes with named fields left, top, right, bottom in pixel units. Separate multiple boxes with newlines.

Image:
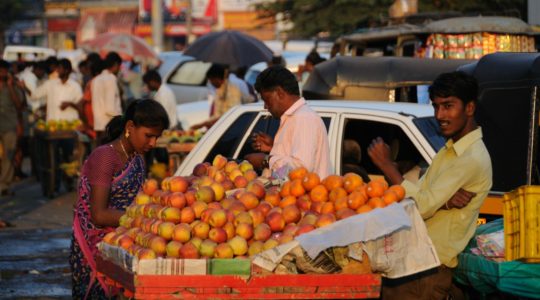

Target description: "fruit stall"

left=32, top=119, right=81, bottom=197
left=97, top=155, right=440, bottom=298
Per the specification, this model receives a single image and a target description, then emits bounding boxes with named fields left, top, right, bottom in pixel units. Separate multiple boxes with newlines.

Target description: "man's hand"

left=244, top=153, right=266, bottom=170
left=367, top=137, right=404, bottom=185
left=367, top=137, right=394, bottom=169
left=251, top=132, right=273, bottom=153
left=445, top=188, right=476, bottom=209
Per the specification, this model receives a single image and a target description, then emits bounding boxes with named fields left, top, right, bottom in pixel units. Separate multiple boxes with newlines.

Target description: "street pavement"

left=0, top=173, right=75, bottom=299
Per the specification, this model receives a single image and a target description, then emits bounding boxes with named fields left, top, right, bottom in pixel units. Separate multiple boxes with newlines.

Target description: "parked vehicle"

left=176, top=100, right=443, bottom=194
left=303, top=56, right=474, bottom=102
left=161, top=55, right=212, bottom=105
left=2, top=45, right=55, bottom=61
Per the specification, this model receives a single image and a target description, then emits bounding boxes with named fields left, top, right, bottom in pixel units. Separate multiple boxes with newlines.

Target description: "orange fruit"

left=289, top=167, right=308, bottom=181
left=311, top=201, right=323, bottom=214
left=334, top=196, right=349, bottom=211
left=320, top=202, right=335, bottom=214
left=367, top=181, right=386, bottom=198
left=323, top=175, right=344, bottom=191
left=373, top=178, right=389, bottom=189
left=329, top=187, right=348, bottom=203
left=343, top=173, right=363, bottom=193
left=302, top=172, right=320, bottom=191
left=356, top=204, right=373, bottom=214
left=280, top=195, right=297, bottom=208
left=355, top=184, right=369, bottom=200
left=309, top=184, right=328, bottom=203
left=347, top=191, right=367, bottom=210
left=368, top=197, right=386, bottom=209
left=382, top=190, right=399, bottom=205
left=388, top=185, right=406, bottom=201
left=280, top=181, right=291, bottom=197
left=264, top=189, right=281, bottom=207
left=290, top=179, right=306, bottom=197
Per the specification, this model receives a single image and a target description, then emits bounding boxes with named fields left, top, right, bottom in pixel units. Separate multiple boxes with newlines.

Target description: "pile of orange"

left=278, top=167, right=406, bottom=219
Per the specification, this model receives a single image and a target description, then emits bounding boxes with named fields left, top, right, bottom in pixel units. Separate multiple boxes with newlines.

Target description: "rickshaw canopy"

left=459, top=52, right=540, bottom=192
left=303, top=56, right=474, bottom=101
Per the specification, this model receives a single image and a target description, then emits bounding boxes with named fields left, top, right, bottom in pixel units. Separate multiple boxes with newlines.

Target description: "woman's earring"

left=125, top=131, right=130, bottom=139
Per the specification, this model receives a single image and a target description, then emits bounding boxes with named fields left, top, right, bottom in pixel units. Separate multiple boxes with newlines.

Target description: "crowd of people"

left=0, top=51, right=183, bottom=197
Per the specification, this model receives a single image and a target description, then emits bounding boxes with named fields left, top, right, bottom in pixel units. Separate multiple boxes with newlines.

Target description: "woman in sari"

left=70, top=99, right=169, bottom=299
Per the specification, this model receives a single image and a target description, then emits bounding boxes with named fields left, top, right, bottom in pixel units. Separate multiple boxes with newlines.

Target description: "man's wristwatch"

left=262, top=154, right=270, bottom=168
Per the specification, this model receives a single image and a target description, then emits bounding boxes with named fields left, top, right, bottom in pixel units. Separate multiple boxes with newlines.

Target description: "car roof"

left=243, top=100, right=434, bottom=118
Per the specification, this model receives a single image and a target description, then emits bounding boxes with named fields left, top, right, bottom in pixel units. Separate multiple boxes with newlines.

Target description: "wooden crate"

left=97, top=255, right=381, bottom=299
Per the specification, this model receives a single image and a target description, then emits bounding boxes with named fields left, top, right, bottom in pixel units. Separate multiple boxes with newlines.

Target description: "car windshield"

left=413, top=117, right=446, bottom=152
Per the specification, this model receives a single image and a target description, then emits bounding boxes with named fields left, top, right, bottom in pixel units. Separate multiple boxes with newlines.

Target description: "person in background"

left=142, top=69, right=177, bottom=129
left=367, top=71, right=492, bottom=299
left=297, top=51, right=326, bottom=87
left=0, top=60, right=24, bottom=196
left=78, top=60, right=91, bottom=90
left=10, top=62, right=30, bottom=180
left=91, top=52, right=123, bottom=143
left=190, top=64, right=242, bottom=130
left=30, top=59, right=83, bottom=191
left=228, top=66, right=254, bottom=104
left=70, top=99, right=169, bottom=299
left=245, top=66, right=331, bottom=179
left=44, top=56, right=59, bottom=80
left=122, top=60, right=144, bottom=101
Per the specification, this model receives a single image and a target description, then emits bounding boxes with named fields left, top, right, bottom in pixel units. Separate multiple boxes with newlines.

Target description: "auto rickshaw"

left=302, top=56, right=474, bottom=103
left=460, top=52, right=540, bottom=203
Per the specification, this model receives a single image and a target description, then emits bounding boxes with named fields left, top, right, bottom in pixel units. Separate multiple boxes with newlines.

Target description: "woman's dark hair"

left=255, top=65, right=299, bottom=96
left=429, top=71, right=478, bottom=104
left=102, top=99, right=170, bottom=144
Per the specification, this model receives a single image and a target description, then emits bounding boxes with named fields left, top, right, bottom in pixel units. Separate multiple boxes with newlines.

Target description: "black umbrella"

left=184, top=30, right=273, bottom=68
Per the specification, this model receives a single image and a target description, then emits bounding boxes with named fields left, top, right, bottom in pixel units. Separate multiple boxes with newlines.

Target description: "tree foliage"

left=256, top=0, right=527, bottom=38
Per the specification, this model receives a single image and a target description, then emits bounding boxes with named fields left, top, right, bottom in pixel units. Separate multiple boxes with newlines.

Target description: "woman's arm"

left=90, top=185, right=125, bottom=227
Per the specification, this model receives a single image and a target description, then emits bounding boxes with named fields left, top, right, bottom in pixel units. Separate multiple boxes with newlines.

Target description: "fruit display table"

left=96, top=254, right=381, bottom=299
left=33, top=129, right=77, bottom=198
left=161, top=142, right=197, bottom=174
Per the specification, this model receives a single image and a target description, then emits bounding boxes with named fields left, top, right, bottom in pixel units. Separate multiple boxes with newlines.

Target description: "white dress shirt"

left=31, top=78, right=82, bottom=121
left=91, top=69, right=122, bottom=131
left=154, top=84, right=177, bottom=129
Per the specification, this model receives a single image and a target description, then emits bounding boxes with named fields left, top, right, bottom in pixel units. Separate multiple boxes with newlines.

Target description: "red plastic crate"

left=97, top=255, right=381, bottom=299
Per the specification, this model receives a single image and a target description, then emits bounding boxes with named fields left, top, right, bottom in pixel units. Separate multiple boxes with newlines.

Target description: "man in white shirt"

left=142, top=70, right=177, bottom=129
left=30, top=59, right=82, bottom=192
left=31, top=59, right=82, bottom=121
left=91, top=52, right=122, bottom=140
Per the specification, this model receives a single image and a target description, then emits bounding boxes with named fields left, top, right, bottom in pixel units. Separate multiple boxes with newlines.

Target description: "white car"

left=176, top=100, right=441, bottom=178
left=2, top=45, right=56, bottom=61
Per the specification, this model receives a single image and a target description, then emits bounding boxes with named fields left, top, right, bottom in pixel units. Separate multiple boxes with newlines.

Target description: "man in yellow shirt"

left=368, top=71, right=492, bottom=299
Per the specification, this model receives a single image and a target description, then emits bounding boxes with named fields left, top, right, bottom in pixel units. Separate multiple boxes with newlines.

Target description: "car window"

left=204, top=112, right=257, bottom=162
left=168, top=60, right=212, bottom=86
left=237, top=115, right=332, bottom=159
left=413, top=117, right=445, bottom=152
left=340, top=119, right=426, bottom=182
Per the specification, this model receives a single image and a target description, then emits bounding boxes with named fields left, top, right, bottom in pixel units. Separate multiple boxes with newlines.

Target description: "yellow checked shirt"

left=401, top=127, right=492, bottom=267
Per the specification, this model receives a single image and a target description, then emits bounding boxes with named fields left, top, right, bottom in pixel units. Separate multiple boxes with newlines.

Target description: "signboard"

left=220, top=0, right=266, bottom=12
left=139, top=0, right=217, bottom=20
